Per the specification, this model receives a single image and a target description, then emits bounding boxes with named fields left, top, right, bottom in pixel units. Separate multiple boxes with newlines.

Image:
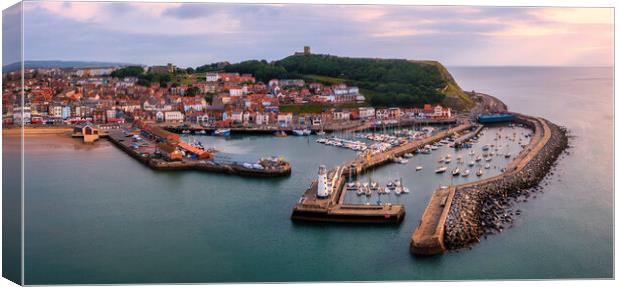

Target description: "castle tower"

left=317, top=165, right=329, bottom=198
left=304, top=46, right=311, bottom=55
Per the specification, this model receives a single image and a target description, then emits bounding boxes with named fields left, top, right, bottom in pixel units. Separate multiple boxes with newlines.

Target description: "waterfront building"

left=277, top=112, right=293, bottom=126
left=157, top=142, right=183, bottom=161
left=164, top=111, right=184, bottom=123
left=358, top=107, right=375, bottom=120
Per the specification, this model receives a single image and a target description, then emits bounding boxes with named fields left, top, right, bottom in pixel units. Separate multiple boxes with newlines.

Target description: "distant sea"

left=15, top=67, right=613, bottom=283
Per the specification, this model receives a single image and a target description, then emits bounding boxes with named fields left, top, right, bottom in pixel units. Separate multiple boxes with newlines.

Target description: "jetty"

left=106, top=129, right=291, bottom=177
left=291, top=166, right=405, bottom=223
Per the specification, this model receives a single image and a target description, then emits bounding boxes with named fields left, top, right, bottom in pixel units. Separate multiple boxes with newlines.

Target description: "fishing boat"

left=416, top=166, right=423, bottom=171
left=292, top=129, right=306, bottom=136
left=214, top=128, right=231, bottom=136
left=435, top=166, right=448, bottom=173
left=461, top=169, right=470, bottom=177
left=452, top=168, right=460, bottom=176
left=476, top=169, right=484, bottom=176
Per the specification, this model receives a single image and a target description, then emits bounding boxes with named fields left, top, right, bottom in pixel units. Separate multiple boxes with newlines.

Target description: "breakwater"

left=411, top=114, right=568, bottom=255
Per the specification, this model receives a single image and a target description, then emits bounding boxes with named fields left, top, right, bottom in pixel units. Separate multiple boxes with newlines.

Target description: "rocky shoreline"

left=444, top=116, right=569, bottom=250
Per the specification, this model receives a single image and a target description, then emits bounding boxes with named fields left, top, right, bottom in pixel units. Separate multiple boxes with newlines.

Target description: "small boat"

left=485, top=156, right=492, bottom=162
left=461, top=169, right=470, bottom=177
left=315, top=138, right=326, bottom=143
left=302, top=128, right=312, bottom=135
left=292, top=129, right=306, bottom=136
left=182, top=129, right=191, bottom=134
left=393, top=157, right=408, bottom=164
left=505, top=153, right=511, bottom=158
left=356, top=186, right=364, bottom=196
left=452, top=168, right=460, bottom=176
left=444, top=158, right=452, bottom=164
left=346, top=182, right=359, bottom=191
left=476, top=169, right=484, bottom=176
left=484, top=163, right=491, bottom=169
left=196, top=130, right=207, bottom=135
left=482, top=144, right=490, bottom=151
left=394, top=178, right=409, bottom=195
left=364, top=185, right=372, bottom=197
left=416, top=166, right=423, bottom=171
left=475, top=156, right=482, bottom=162
left=403, top=153, right=414, bottom=158
left=214, top=128, right=231, bottom=136
left=435, top=166, right=448, bottom=173
left=369, top=181, right=380, bottom=192
left=274, top=130, right=288, bottom=137
left=468, top=161, right=475, bottom=167
left=316, top=130, right=326, bottom=136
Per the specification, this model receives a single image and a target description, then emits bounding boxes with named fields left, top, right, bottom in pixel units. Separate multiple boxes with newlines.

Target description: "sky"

left=10, top=1, right=615, bottom=67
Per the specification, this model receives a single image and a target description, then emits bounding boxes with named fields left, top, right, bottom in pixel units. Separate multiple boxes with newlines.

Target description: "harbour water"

left=19, top=67, right=613, bottom=283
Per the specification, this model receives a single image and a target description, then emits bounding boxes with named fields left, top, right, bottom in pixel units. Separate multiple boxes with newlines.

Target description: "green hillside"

left=222, top=54, right=474, bottom=110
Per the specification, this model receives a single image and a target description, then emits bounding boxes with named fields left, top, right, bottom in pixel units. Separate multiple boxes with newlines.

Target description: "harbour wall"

left=106, top=133, right=292, bottom=177
left=411, top=114, right=568, bottom=254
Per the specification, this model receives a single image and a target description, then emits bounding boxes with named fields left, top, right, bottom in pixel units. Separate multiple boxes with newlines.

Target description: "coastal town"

left=2, top=55, right=567, bottom=256
left=2, top=63, right=453, bottom=130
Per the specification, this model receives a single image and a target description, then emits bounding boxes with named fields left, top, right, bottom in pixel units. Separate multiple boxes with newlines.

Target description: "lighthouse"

left=317, top=165, right=329, bottom=198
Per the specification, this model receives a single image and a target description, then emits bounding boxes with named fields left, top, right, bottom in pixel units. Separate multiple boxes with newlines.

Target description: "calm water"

left=20, top=67, right=613, bottom=283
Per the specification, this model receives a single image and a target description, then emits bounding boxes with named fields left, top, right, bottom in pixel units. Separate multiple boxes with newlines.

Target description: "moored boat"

left=214, top=128, right=231, bottom=136
left=435, top=166, right=448, bottom=173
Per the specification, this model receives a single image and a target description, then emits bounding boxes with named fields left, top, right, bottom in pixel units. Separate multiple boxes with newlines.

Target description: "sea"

left=8, top=67, right=613, bottom=283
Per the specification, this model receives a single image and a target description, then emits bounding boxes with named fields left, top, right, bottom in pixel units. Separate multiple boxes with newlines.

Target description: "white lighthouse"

left=317, top=165, right=329, bottom=198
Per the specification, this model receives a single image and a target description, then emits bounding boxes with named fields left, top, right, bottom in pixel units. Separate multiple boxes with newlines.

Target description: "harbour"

left=16, top=67, right=612, bottom=283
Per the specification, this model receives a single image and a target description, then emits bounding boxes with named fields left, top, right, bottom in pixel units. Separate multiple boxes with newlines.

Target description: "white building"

left=358, top=107, right=375, bottom=119
left=206, top=72, right=219, bottom=82
left=164, top=111, right=184, bottom=122
left=229, top=88, right=243, bottom=97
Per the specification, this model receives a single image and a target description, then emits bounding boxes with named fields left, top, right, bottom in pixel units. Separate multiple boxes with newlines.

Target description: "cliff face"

left=411, top=60, right=474, bottom=111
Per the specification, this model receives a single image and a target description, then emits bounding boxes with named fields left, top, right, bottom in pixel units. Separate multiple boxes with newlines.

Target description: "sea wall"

left=443, top=115, right=568, bottom=250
